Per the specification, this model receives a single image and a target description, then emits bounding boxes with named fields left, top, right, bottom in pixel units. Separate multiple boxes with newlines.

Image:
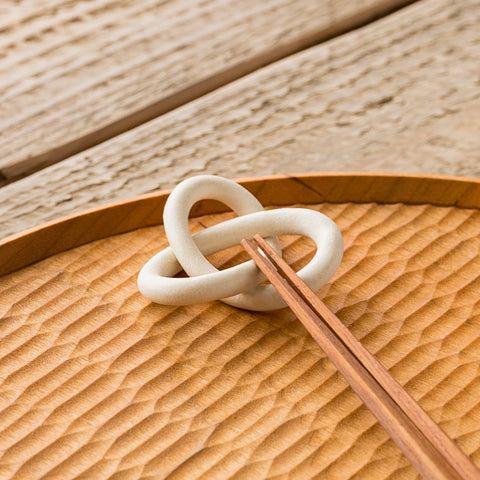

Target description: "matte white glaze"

left=138, top=175, right=343, bottom=310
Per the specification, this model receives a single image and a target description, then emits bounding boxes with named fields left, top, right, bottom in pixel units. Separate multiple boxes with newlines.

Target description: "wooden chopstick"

left=241, top=234, right=480, bottom=480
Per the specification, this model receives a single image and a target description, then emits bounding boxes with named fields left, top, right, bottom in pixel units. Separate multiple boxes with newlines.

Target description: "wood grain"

left=3, top=173, right=480, bottom=277
left=1, top=192, right=479, bottom=479
left=244, top=235, right=478, bottom=480
left=1, top=0, right=479, bottom=239
left=0, top=0, right=413, bottom=182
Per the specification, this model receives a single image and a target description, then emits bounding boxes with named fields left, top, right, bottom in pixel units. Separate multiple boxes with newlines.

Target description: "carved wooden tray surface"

left=1, top=173, right=479, bottom=480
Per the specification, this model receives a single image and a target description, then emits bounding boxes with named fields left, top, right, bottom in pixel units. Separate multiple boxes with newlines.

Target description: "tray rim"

left=2, top=172, right=480, bottom=277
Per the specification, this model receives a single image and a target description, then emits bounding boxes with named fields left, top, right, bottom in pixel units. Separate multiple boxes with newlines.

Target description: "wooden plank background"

left=0, top=0, right=414, bottom=182
left=1, top=0, right=479, bottom=239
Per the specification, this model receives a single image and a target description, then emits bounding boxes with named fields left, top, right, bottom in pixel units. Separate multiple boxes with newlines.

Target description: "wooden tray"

left=1, top=173, right=479, bottom=480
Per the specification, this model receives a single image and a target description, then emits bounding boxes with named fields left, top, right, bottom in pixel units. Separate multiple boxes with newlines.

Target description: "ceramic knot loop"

left=138, top=175, right=343, bottom=311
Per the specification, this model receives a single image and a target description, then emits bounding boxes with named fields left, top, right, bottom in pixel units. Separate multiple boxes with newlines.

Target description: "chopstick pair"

left=241, top=235, right=480, bottom=480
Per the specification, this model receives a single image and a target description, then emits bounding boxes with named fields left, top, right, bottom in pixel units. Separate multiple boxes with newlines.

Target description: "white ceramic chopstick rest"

left=137, top=175, right=343, bottom=311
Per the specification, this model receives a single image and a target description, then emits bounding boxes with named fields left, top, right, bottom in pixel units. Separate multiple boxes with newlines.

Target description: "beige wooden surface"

left=1, top=0, right=479, bottom=240
left=0, top=0, right=413, bottom=182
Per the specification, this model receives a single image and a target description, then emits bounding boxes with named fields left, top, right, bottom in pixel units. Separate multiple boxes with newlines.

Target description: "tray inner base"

left=1, top=201, right=479, bottom=480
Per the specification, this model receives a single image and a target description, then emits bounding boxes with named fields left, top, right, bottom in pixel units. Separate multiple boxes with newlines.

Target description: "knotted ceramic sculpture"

left=137, top=175, right=343, bottom=310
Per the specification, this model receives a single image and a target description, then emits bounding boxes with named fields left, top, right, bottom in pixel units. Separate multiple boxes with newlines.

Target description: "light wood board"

left=0, top=0, right=413, bottom=182
left=1, top=0, right=479, bottom=239
left=1, top=174, right=479, bottom=479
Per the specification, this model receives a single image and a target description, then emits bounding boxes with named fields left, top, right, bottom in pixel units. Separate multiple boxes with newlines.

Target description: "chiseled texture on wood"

left=1, top=0, right=480, bottom=239
left=1, top=201, right=479, bottom=479
left=0, top=0, right=410, bottom=180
